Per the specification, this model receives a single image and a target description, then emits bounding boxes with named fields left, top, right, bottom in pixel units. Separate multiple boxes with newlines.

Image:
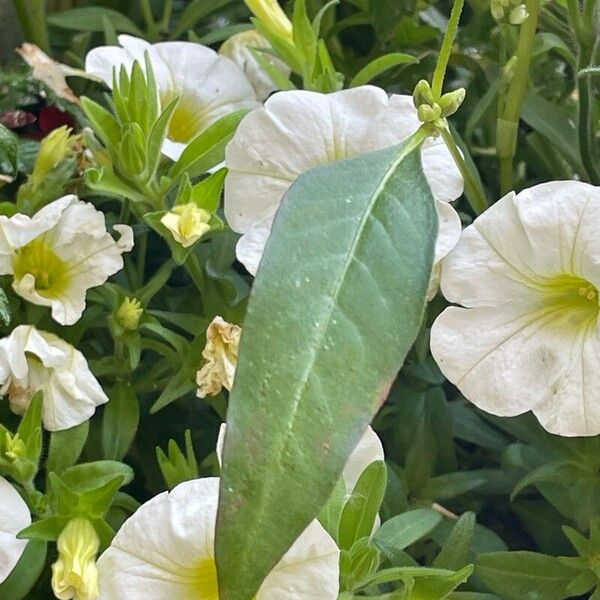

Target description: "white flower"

left=0, top=325, right=108, bottom=431
left=224, top=86, right=463, bottom=276
left=85, top=35, right=260, bottom=161
left=96, top=477, right=339, bottom=599
left=196, top=316, right=242, bottom=398
left=220, top=30, right=291, bottom=101
left=0, top=195, right=133, bottom=325
left=431, top=181, right=600, bottom=437
left=0, top=475, right=30, bottom=584
left=217, top=423, right=384, bottom=494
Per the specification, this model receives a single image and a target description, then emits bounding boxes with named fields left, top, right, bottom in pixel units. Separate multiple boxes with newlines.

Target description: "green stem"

left=13, top=0, right=50, bottom=52
left=160, top=0, right=173, bottom=33
left=431, top=0, right=465, bottom=98
left=496, top=0, right=540, bottom=195
left=184, top=252, right=206, bottom=293
left=137, top=231, right=148, bottom=287
left=440, top=127, right=488, bottom=214
left=575, top=0, right=600, bottom=183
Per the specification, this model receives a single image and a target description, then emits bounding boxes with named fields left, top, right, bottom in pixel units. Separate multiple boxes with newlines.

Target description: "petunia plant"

left=0, top=0, right=599, bottom=598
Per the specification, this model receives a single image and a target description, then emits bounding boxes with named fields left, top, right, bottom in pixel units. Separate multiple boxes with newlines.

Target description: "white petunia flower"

left=224, top=86, right=463, bottom=276
left=196, top=316, right=242, bottom=398
left=0, top=325, right=108, bottom=431
left=0, top=475, right=31, bottom=584
left=0, top=195, right=133, bottom=325
left=431, top=181, right=600, bottom=437
left=220, top=30, right=291, bottom=101
left=96, top=477, right=339, bottom=599
left=216, top=423, right=384, bottom=494
left=85, top=35, right=261, bottom=161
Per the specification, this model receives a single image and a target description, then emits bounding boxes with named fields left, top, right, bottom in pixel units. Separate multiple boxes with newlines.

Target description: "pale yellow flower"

left=244, top=0, right=293, bottom=43
left=115, top=297, right=143, bottom=331
left=160, top=203, right=211, bottom=248
left=51, top=518, right=100, bottom=600
left=196, top=316, right=241, bottom=398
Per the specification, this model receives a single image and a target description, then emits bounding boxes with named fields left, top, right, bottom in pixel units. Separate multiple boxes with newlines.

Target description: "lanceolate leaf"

left=215, top=138, right=437, bottom=600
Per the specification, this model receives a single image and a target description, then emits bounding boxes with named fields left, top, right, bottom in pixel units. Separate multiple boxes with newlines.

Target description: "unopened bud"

left=438, top=87, right=466, bottom=117
left=3, top=432, right=26, bottom=461
left=417, top=103, right=442, bottom=124
left=412, top=79, right=435, bottom=109
left=509, top=4, right=529, bottom=24
left=116, top=297, right=143, bottom=332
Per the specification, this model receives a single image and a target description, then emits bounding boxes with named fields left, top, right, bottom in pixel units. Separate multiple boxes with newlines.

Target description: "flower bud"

left=412, top=79, right=435, bottom=109
left=417, top=103, right=442, bottom=124
left=196, top=316, right=242, bottom=398
left=244, top=0, right=293, bottom=44
left=160, top=203, right=211, bottom=248
left=509, top=4, right=529, bottom=24
left=3, top=431, right=26, bottom=461
left=116, top=297, right=143, bottom=331
left=438, top=87, right=466, bottom=117
left=51, top=518, right=100, bottom=600
left=29, top=126, right=76, bottom=187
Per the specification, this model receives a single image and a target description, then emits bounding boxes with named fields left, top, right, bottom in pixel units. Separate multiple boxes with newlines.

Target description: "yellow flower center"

left=193, top=558, right=219, bottom=599
left=12, top=237, right=69, bottom=297
left=163, top=94, right=207, bottom=144
left=543, top=274, right=600, bottom=321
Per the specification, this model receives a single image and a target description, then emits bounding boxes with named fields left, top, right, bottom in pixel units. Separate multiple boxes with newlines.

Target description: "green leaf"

left=216, top=137, right=436, bottom=600
left=476, top=552, right=582, bottom=600
left=171, top=0, right=236, bottom=38
left=60, top=460, right=134, bottom=492
left=156, top=430, right=199, bottom=489
left=81, top=97, right=121, bottom=148
left=0, top=540, right=46, bottom=599
left=0, top=122, right=18, bottom=175
left=169, top=111, right=249, bottom=182
left=48, top=7, right=143, bottom=34
left=420, top=471, right=488, bottom=501
left=372, top=509, right=442, bottom=558
left=350, top=53, right=418, bottom=87
left=339, top=460, right=387, bottom=550
left=102, top=382, right=139, bottom=461
left=318, top=476, right=347, bottom=541
left=411, top=565, right=474, bottom=599
left=433, top=512, right=476, bottom=570
left=46, top=421, right=89, bottom=475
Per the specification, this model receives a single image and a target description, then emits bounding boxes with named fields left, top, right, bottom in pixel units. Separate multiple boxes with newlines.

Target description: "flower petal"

left=0, top=476, right=30, bottom=584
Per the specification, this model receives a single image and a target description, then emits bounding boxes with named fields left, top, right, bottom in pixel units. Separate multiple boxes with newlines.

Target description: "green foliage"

left=156, top=429, right=200, bottom=490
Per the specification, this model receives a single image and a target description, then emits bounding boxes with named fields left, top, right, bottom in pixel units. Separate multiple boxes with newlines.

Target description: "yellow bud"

left=51, top=518, right=100, bottom=600
left=244, top=0, right=293, bottom=43
left=116, top=297, right=143, bottom=331
left=160, top=203, right=211, bottom=248
left=30, top=126, right=77, bottom=186
left=3, top=431, right=26, bottom=461
left=509, top=4, right=529, bottom=24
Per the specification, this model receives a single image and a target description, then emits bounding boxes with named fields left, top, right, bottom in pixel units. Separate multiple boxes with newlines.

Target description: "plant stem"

left=496, top=0, right=540, bottom=196
left=574, top=0, right=600, bottom=184
left=160, top=0, right=173, bottom=33
left=431, top=0, right=465, bottom=98
left=13, top=0, right=50, bottom=52
left=440, top=127, right=488, bottom=214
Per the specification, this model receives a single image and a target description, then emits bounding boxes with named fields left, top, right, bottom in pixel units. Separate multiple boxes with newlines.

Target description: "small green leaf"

left=0, top=123, right=18, bottom=175
left=60, top=460, right=134, bottom=492
left=372, top=509, right=442, bottom=558
left=338, top=460, right=387, bottom=550
left=350, top=53, right=418, bottom=87
left=48, top=7, right=143, bottom=34
left=171, top=0, right=236, bottom=38
left=102, top=382, right=139, bottom=461
left=46, top=421, right=89, bottom=475
left=433, top=512, right=476, bottom=570
left=169, top=111, right=249, bottom=182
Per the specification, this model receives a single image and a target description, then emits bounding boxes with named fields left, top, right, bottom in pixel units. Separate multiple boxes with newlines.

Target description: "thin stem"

left=431, top=0, right=465, bottom=98
left=440, top=127, right=489, bottom=214
left=184, top=252, right=206, bottom=293
left=13, top=0, right=50, bottom=52
left=137, top=231, right=148, bottom=288
left=496, top=0, right=540, bottom=195
left=160, top=0, right=174, bottom=33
